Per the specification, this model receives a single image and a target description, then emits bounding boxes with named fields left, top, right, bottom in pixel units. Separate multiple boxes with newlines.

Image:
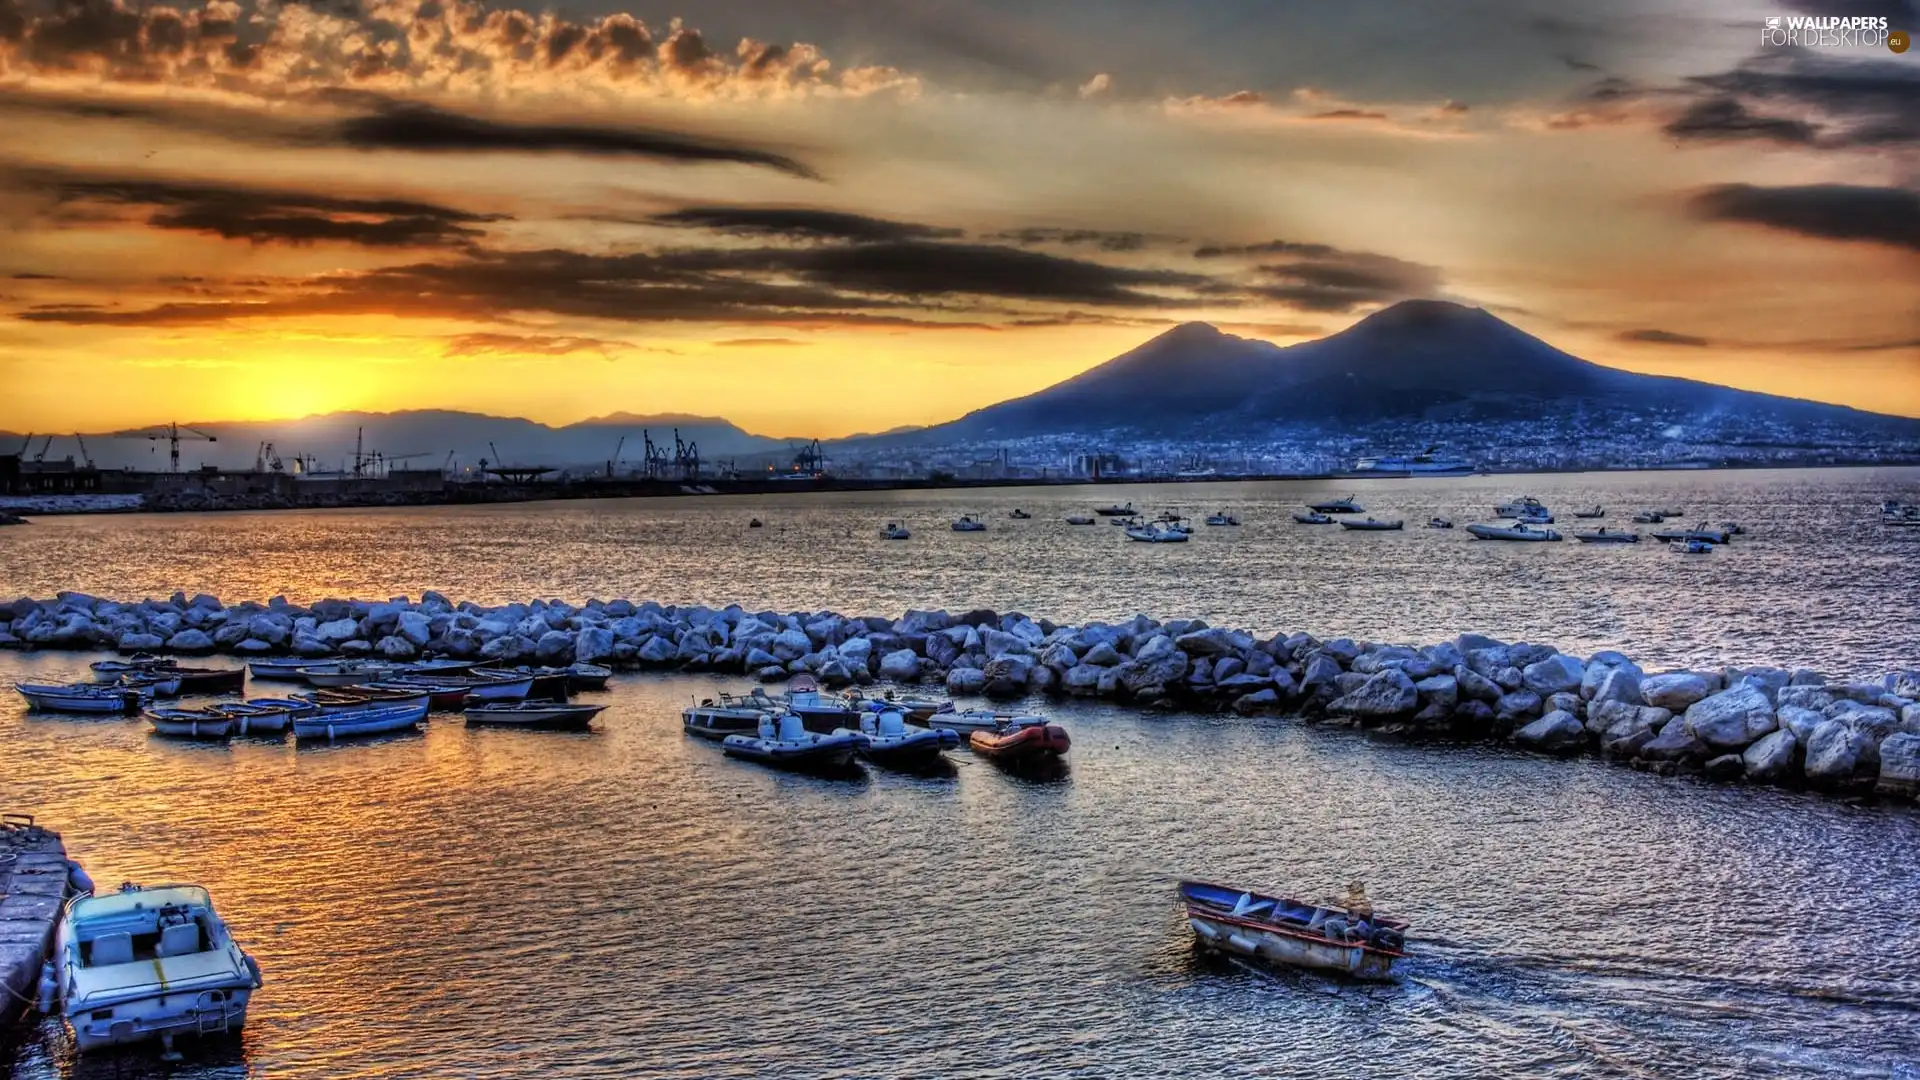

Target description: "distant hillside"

left=1, top=410, right=786, bottom=473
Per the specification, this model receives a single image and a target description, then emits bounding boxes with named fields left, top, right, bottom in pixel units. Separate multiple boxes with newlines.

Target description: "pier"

left=0, top=816, right=67, bottom=1032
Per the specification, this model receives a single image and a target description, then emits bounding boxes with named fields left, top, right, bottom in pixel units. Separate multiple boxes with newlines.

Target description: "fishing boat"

left=1009, top=508, right=1031, bottom=519
left=1574, top=528, right=1640, bottom=544
left=1465, top=522, right=1562, bottom=541
left=1292, top=511, right=1334, bottom=525
left=722, top=713, right=862, bottom=772
left=951, top=515, right=987, bottom=532
left=246, top=656, right=334, bottom=682
left=837, top=707, right=959, bottom=769
left=170, top=667, right=247, bottom=695
left=368, top=678, right=471, bottom=710
left=683, top=690, right=778, bottom=740
left=969, top=718, right=1071, bottom=762
left=237, top=697, right=317, bottom=719
left=1064, top=515, right=1095, bottom=525
left=567, top=663, right=614, bottom=691
left=1126, top=523, right=1190, bottom=543
left=1573, top=506, right=1606, bottom=519
left=1204, top=511, right=1240, bottom=526
left=211, top=702, right=294, bottom=735
left=120, top=672, right=183, bottom=697
left=783, top=674, right=863, bottom=733
left=292, top=702, right=424, bottom=740
left=1425, top=517, right=1453, bottom=530
left=461, top=670, right=536, bottom=702
left=44, top=882, right=262, bottom=1054
left=1494, top=496, right=1548, bottom=518
left=1094, top=502, right=1135, bottom=516
left=1633, top=510, right=1665, bottom=524
left=1340, top=517, right=1404, bottom=531
left=15, top=682, right=146, bottom=714
left=1308, top=495, right=1363, bottom=514
left=881, top=522, right=911, bottom=540
left=504, top=666, right=573, bottom=700
left=295, top=661, right=403, bottom=688
left=145, top=708, right=234, bottom=739
left=89, top=655, right=177, bottom=682
left=464, top=701, right=606, bottom=730
left=1650, top=523, right=1730, bottom=544
left=1179, top=881, right=1409, bottom=982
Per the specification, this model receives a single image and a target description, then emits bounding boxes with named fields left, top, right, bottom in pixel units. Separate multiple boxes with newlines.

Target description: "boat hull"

left=292, top=704, right=423, bottom=739
left=67, top=984, right=255, bottom=1052
left=721, top=734, right=861, bottom=771
left=1465, top=524, right=1560, bottom=541
left=18, top=686, right=143, bottom=714
left=218, top=706, right=292, bottom=735
left=464, top=705, right=603, bottom=730
left=247, top=658, right=334, bottom=682
left=682, top=708, right=765, bottom=741
left=147, top=715, right=234, bottom=739
left=1339, top=521, right=1403, bottom=531
left=1187, top=915, right=1407, bottom=982
left=970, top=723, right=1070, bottom=761
left=1180, top=880, right=1410, bottom=983
left=1574, top=532, right=1639, bottom=544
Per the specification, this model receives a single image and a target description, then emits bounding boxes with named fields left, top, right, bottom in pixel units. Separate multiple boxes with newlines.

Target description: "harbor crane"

left=673, top=428, right=699, bottom=481
left=109, top=423, right=218, bottom=472
left=790, top=439, right=826, bottom=476
left=608, top=434, right=626, bottom=478
left=31, top=436, right=54, bottom=463
left=640, top=430, right=670, bottom=479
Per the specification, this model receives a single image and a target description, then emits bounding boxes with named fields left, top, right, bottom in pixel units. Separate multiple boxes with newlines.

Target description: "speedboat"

left=1465, top=522, right=1561, bottom=541
left=684, top=690, right=778, bottom=740
left=145, top=707, right=234, bottom=739
left=1204, top=511, right=1241, bottom=527
left=784, top=674, right=863, bottom=732
left=1180, top=880, right=1409, bottom=982
left=722, top=713, right=862, bottom=772
left=1292, top=511, right=1334, bottom=525
left=89, top=654, right=177, bottom=682
left=566, top=663, right=613, bottom=691
left=881, top=522, right=911, bottom=540
left=951, top=515, right=987, bottom=532
left=292, top=702, right=424, bottom=740
left=45, top=882, right=261, bottom=1054
left=1340, top=517, right=1404, bottom=531
left=1009, top=508, right=1031, bottom=519
left=1671, top=538, right=1714, bottom=554
left=1494, top=496, right=1548, bottom=518
left=1094, top=502, right=1135, bottom=516
left=1573, top=505, right=1606, bottom=518
left=1574, top=528, right=1640, bottom=543
left=1633, top=510, right=1665, bottom=524
left=1127, top=523, right=1190, bottom=543
left=1425, top=517, right=1453, bottom=530
left=247, top=656, right=335, bottom=682
left=16, top=682, right=146, bottom=714
left=837, top=707, right=959, bottom=769
left=1308, top=495, right=1363, bottom=514
left=464, top=701, right=606, bottom=730
left=1652, top=506, right=1685, bottom=517
left=1064, top=515, right=1095, bottom=525
left=969, top=717, right=1070, bottom=762
left=922, top=707, right=1047, bottom=737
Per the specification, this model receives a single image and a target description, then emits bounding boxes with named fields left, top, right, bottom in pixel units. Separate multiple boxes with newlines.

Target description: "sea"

left=1, top=467, right=1916, bottom=1078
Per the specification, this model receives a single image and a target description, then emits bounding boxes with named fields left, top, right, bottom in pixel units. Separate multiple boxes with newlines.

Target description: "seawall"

left=4, top=592, right=1919, bottom=801
left=0, top=817, right=67, bottom=1032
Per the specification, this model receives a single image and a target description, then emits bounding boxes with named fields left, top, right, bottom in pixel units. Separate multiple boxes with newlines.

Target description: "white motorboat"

left=1064, top=515, right=1094, bottom=525
left=881, top=522, right=911, bottom=540
left=922, top=708, right=1048, bottom=737
left=1494, top=496, right=1548, bottom=518
left=1127, top=523, right=1190, bottom=543
left=1574, top=528, right=1640, bottom=544
left=722, top=713, right=863, bottom=772
left=1308, top=495, right=1364, bottom=514
left=1465, top=522, right=1562, bottom=541
left=1340, top=517, right=1404, bottom=531
left=951, top=515, right=987, bottom=532
left=1205, top=511, right=1241, bottom=526
left=783, top=673, right=863, bottom=732
left=1152, top=513, right=1194, bottom=534
left=45, top=883, right=261, bottom=1054
left=1293, top=511, right=1334, bottom=525
left=464, top=701, right=606, bottom=730
left=683, top=690, right=778, bottom=740
left=16, top=682, right=146, bottom=714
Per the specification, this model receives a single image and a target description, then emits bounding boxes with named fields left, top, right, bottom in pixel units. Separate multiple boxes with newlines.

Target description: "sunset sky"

left=0, top=0, right=1915, bottom=437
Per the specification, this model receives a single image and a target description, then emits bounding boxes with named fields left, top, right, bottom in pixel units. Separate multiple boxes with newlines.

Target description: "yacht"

left=1308, top=495, right=1364, bottom=514
left=1350, top=446, right=1474, bottom=477
left=46, top=883, right=261, bottom=1055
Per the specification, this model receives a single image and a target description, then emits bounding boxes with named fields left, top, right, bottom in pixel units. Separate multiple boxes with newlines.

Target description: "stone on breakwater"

left=1522, top=654, right=1585, bottom=697
left=1330, top=669, right=1419, bottom=720
left=1804, top=721, right=1868, bottom=785
left=1742, top=729, right=1798, bottom=783
left=1641, top=672, right=1718, bottom=711
left=1514, top=710, right=1586, bottom=754
left=946, top=667, right=987, bottom=695
left=878, top=649, right=920, bottom=682
left=1683, top=686, right=1777, bottom=752
left=1876, top=733, right=1920, bottom=798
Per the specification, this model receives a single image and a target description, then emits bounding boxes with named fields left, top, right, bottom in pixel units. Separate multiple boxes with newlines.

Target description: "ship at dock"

left=1346, top=446, right=1476, bottom=478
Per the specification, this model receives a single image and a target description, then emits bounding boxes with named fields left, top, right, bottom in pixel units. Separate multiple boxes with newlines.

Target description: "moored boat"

left=292, top=702, right=423, bottom=740
left=1204, top=511, right=1240, bottom=526
left=120, top=672, right=183, bottom=697
left=1064, top=515, right=1095, bottom=525
left=1126, top=523, right=1189, bottom=543
left=722, top=713, right=862, bottom=772
left=505, top=666, right=573, bottom=700
left=881, top=522, right=911, bottom=540
left=863, top=690, right=951, bottom=723
left=211, top=701, right=295, bottom=734
left=295, top=661, right=402, bottom=688
left=46, top=882, right=261, bottom=1053
left=90, top=654, right=177, bottom=682
left=1425, top=517, right=1453, bottom=529
left=566, top=662, right=613, bottom=691
left=462, top=670, right=536, bottom=701
left=16, top=682, right=146, bottom=714
left=1494, top=496, right=1548, bottom=518
left=1633, top=510, right=1665, bottom=524
left=1465, top=522, right=1562, bottom=541
left=683, top=690, right=777, bottom=740
left=238, top=697, right=317, bottom=719
left=145, top=708, right=234, bottom=739
left=246, top=656, right=335, bottom=682
left=783, top=674, right=863, bottom=733
left=1009, top=508, right=1031, bottom=519
left=1671, top=538, right=1715, bottom=554
left=1650, top=523, right=1730, bottom=544
left=837, top=708, right=959, bottom=769
left=300, top=686, right=431, bottom=714
left=170, top=667, right=246, bottom=695
left=464, top=701, right=606, bottom=730
left=1574, top=528, right=1639, bottom=544
left=1179, top=880, right=1409, bottom=982
left=1340, top=517, right=1404, bottom=531
left=1093, top=502, right=1135, bottom=516
left=1308, top=495, right=1363, bottom=514
left=1292, top=511, right=1334, bottom=525
left=951, top=515, right=987, bottom=532
left=969, top=718, right=1070, bottom=761
left=368, top=678, right=471, bottom=710
left=922, top=707, right=1047, bottom=737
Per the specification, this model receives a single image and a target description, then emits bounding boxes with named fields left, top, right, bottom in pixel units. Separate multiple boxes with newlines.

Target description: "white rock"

left=1683, top=685, right=1777, bottom=751
left=878, top=649, right=920, bottom=682
left=1640, top=672, right=1717, bottom=711
left=1514, top=710, right=1587, bottom=753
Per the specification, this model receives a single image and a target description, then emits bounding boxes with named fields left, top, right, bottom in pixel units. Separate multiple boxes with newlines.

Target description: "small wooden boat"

left=239, top=697, right=318, bottom=719
left=1292, top=511, right=1334, bottom=525
left=1180, top=881, right=1410, bottom=982
left=297, top=661, right=402, bottom=688
left=1064, top=515, right=1095, bottom=525
left=1465, top=522, right=1561, bottom=541
left=683, top=689, right=778, bottom=740
left=969, top=718, right=1070, bottom=761
left=298, top=688, right=430, bottom=723
left=837, top=709, right=959, bottom=769
left=170, top=666, right=247, bottom=694
left=145, top=708, right=234, bottom=739
left=1574, top=528, right=1640, bottom=544
left=465, top=701, right=606, bottom=730
left=120, top=672, right=183, bottom=697
left=460, top=670, right=536, bottom=701
left=211, top=702, right=294, bottom=734
left=566, top=663, right=613, bottom=691
left=1719, top=521, right=1746, bottom=536
left=1009, top=508, right=1032, bottom=519
left=368, top=679, right=471, bottom=710
left=881, top=522, right=911, bottom=540
left=1093, top=503, right=1135, bottom=516
left=722, top=714, right=862, bottom=772
left=1340, top=517, right=1404, bottom=531
left=293, top=703, right=423, bottom=740
left=90, top=654, right=177, bottom=682
left=1308, top=495, right=1363, bottom=514
left=248, top=656, right=336, bottom=682
left=16, top=682, right=145, bottom=714
left=1573, top=505, right=1606, bottom=518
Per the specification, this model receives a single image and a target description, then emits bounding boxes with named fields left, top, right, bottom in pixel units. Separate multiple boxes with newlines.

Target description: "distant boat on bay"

left=1349, top=446, right=1475, bottom=477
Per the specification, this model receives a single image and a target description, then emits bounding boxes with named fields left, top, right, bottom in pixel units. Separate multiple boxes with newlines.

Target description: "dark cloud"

left=442, top=333, right=626, bottom=357
left=10, top=272, right=63, bottom=280
left=1689, top=183, right=1920, bottom=251
left=1308, top=109, right=1389, bottom=121
left=332, top=101, right=821, bottom=178
left=1193, top=238, right=1338, bottom=259
left=1618, top=328, right=1711, bottom=347
left=1663, top=97, right=1818, bottom=144
left=652, top=206, right=958, bottom=242
left=1680, top=55, right=1920, bottom=148
left=989, top=227, right=1155, bottom=252
left=1250, top=252, right=1441, bottom=313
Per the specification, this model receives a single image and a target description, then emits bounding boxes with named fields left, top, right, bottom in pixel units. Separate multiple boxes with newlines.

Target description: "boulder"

left=1454, top=664, right=1501, bottom=704
left=1082, top=642, right=1122, bottom=667
left=1513, top=710, right=1587, bottom=754
left=837, top=637, right=873, bottom=669
left=1027, top=665, right=1057, bottom=695
left=946, top=667, right=988, bottom=696
left=1232, top=688, right=1282, bottom=715
left=534, top=630, right=575, bottom=662
left=163, top=628, right=215, bottom=653
left=1804, top=720, right=1868, bottom=785
left=1775, top=685, right=1835, bottom=712
left=1580, top=654, right=1642, bottom=699
left=1703, top=754, right=1746, bottom=782
left=290, top=634, right=333, bottom=657
left=1119, top=650, right=1189, bottom=697
left=755, top=665, right=789, bottom=683
left=246, top=614, right=292, bottom=646
left=1328, top=669, right=1419, bottom=721
left=1600, top=715, right=1656, bottom=759
left=1522, top=654, right=1585, bottom=697
left=1495, top=690, right=1543, bottom=723
left=1301, top=654, right=1345, bottom=693
left=574, top=627, right=615, bottom=664
left=1741, top=729, right=1798, bottom=783
left=376, top=635, right=418, bottom=660
left=394, top=611, right=433, bottom=647
left=1546, top=692, right=1582, bottom=717
left=315, top=618, right=361, bottom=646
left=769, top=629, right=811, bottom=662
left=1062, top=664, right=1104, bottom=696
left=117, top=631, right=166, bottom=652
left=637, top=636, right=677, bottom=665
left=1682, top=685, right=1777, bottom=751
left=816, top=659, right=855, bottom=687
left=1588, top=667, right=1643, bottom=707
left=983, top=655, right=1032, bottom=698
left=233, top=638, right=274, bottom=654
left=1585, top=698, right=1641, bottom=736
left=1414, top=674, right=1458, bottom=712
left=1640, top=672, right=1717, bottom=711
left=878, top=649, right=921, bottom=682
left=982, top=628, right=1030, bottom=659
left=1876, top=732, right=1920, bottom=798
left=1638, top=719, right=1707, bottom=763
left=1173, top=627, right=1236, bottom=656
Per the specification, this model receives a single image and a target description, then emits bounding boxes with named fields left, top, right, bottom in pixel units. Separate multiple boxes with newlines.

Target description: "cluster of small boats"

left=683, top=675, right=1070, bottom=774
left=1291, top=495, right=1749, bottom=553
left=1884, top=499, right=1920, bottom=527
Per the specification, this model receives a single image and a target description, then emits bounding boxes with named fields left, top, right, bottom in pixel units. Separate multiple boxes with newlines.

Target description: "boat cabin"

left=71, top=887, right=224, bottom=971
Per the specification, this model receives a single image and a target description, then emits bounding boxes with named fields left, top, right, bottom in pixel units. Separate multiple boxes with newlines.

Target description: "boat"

left=504, top=666, right=573, bottom=700
left=464, top=701, right=606, bottom=730
left=1494, top=496, right=1548, bottom=518
left=1094, top=502, right=1135, bottom=516
left=921, top=707, right=1046, bottom=737
left=145, top=708, right=234, bottom=739
left=1650, top=522, right=1730, bottom=544
left=120, top=672, right=183, bottom=697
left=15, top=682, right=146, bottom=714
left=862, top=690, right=951, bottom=723
left=461, top=670, right=536, bottom=702
left=89, top=654, right=177, bottom=682
left=1633, top=510, right=1666, bottom=524
left=1573, top=506, right=1606, bottom=519
left=238, top=697, right=317, bottom=719
left=170, top=667, right=247, bottom=695
left=1425, top=517, right=1453, bottom=530
left=1292, top=511, right=1334, bottom=525
left=246, top=656, right=335, bottom=682
left=881, top=522, right=911, bottom=540
left=292, top=702, right=424, bottom=740
left=1064, top=515, right=1095, bottom=525
left=722, top=712, right=862, bottom=772
left=1110, top=515, right=1142, bottom=527
left=1652, top=506, right=1685, bottom=517
left=368, top=678, right=471, bottom=710
left=969, top=718, right=1071, bottom=762
left=951, top=515, right=987, bottom=532
left=1465, top=522, right=1562, bottom=541
left=1179, top=880, right=1409, bottom=982
left=1719, top=521, right=1747, bottom=536
left=1204, top=511, right=1240, bottom=527
left=566, top=662, right=613, bottom=691
left=1308, top=495, right=1363, bottom=514
left=783, top=674, right=863, bottom=733
left=1887, top=512, right=1920, bottom=528
left=1340, top=517, right=1404, bottom=531
left=1574, top=528, right=1640, bottom=544
left=1671, top=538, right=1714, bottom=554
left=301, top=686, right=430, bottom=713
left=1126, top=523, right=1190, bottom=543
left=683, top=690, right=778, bottom=740
left=749, top=517, right=763, bottom=528
left=837, top=708, right=959, bottom=769
left=1152, top=513, right=1194, bottom=534
left=1009, top=509, right=1031, bottom=519
left=1350, top=446, right=1474, bottom=477
left=45, top=882, right=261, bottom=1053
left=295, top=661, right=403, bottom=688
left=211, top=702, right=295, bottom=734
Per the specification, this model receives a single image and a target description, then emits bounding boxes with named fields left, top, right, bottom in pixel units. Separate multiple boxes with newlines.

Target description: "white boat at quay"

left=44, top=882, right=261, bottom=1055
left=1465, top=521, right=1562, bottom=541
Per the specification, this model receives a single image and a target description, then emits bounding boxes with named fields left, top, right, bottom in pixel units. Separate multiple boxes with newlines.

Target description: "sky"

left=0, top=0, right=1915, bottom=437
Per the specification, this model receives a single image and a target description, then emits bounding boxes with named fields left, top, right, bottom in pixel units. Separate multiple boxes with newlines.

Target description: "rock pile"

left=4, top=592, right=1917, bottom=799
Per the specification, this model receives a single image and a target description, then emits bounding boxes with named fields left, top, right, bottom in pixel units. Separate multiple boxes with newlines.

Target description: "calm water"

left=0, top=652, right=1916, bottom=1079
left=3, top=468, right=1919, bottom=674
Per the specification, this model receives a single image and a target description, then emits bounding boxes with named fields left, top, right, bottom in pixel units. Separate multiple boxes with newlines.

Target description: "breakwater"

left=4, top=591, right=1918, bottom=799
left=0, top=817, right=67, bottom=1032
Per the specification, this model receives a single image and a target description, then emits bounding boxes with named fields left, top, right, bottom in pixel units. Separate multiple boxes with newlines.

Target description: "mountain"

left=889, top=300, right=1920, bottom=442
left=1, top=410, right=787, bottom=473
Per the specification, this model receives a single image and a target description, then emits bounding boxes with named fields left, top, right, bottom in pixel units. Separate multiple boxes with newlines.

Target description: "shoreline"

left=4, top=459, right=1916, bottom=518
left=4, top=592, right=1917, bottom=803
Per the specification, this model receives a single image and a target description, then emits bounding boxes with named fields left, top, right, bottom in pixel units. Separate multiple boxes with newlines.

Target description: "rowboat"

left=1573, top=505, right=1606, bottom=518
left=968, top=718, right=1070, bottom=762
left=293, top=703, right=423, bottom=740
left=1650, top=523, right=1731, bottom=544
left=1093, top=503, right=1135, bottom=516
left=1064, top=515, right=1095, bottom=525
left=566, top=663, right=613, bottom=691
left=722, top=713, right=863, bottom=772
left=90, top=654, right=177, bottom=682
left=145, top=708, right=234, bottom=739
left=464, top=701, right=606, bottom=730
left=504, top=666, right=573, bottom=701
left=16, top=682, right=146, bottom=714
left=299, top=688, right=430, bottom=719
left=120, top=672, right=183, bottom=697
left=367, top=679, right=471, bottom=710
left=295, top=661, right=403, bottom=687
left=211, top=702, right=295, bottom=735
left=170, top=667, right=246, bottom=694
left=683, top=690, right=778, bottom=740
left=238, top=697, right=318, bottom=719
left=837, top=708, right=958, bottom=769
left=1180, top=880, right=1410, bottom=982
left=462, top=670, right=536, bottom=702
left=247, top=656, right=335, bottom=682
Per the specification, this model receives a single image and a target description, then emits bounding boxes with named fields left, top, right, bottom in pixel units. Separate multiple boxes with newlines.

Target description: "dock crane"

left=641, top=430, right=670, bottom=479
left=74, top=434, right=94, bottom=469
left=256, top=442, right=285, bottom=473
left=31, top=436, right=53, bottom=463
left=673, top=428, right=699, bottom=480
left=110, top=423, right=217, bottom=472
left=608, top=434, right=626, bottom=478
